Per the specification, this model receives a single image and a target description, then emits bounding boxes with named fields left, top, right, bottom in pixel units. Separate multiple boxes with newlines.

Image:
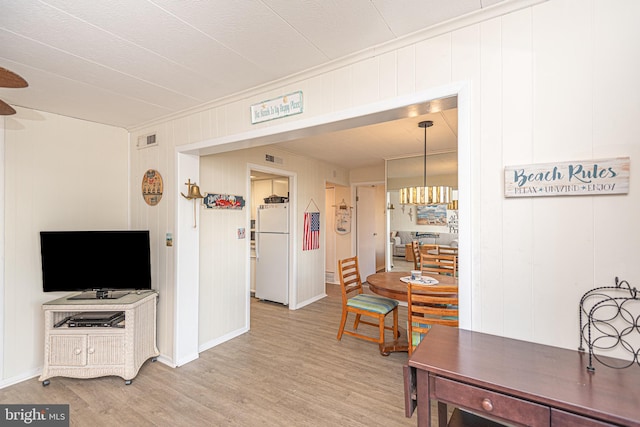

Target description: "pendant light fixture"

left=399, top=120, right=452, bottom=205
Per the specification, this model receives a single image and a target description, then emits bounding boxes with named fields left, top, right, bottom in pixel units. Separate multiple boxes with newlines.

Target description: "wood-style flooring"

left=1, top=284, right=417, bottom=426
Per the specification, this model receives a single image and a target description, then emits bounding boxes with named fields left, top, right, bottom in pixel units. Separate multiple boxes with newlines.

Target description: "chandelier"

left=399, top=120, right=452, bottom=205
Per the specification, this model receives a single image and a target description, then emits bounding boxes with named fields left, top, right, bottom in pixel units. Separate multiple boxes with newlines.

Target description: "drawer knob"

left=481, top=398, right=494, bottom=412
left=74, top=348, right=82, bottom=355
left=88, top=347, right=95, bottom=354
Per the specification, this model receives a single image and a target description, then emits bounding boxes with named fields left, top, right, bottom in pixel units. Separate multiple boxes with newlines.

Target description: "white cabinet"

left=39, top=292, right=159, bottom=385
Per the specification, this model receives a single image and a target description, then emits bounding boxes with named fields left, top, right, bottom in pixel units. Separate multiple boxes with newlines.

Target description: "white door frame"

left=173, top=82, right=472, bottom=363
left=247, top=163, right=297, bottom=314
left=324, top=186, right=337, bottom=284
left=354, top=182, right=384, bottom=279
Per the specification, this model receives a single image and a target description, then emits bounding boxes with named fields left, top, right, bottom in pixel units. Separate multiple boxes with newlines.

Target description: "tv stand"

left=39, top=292, right=159, bottom=385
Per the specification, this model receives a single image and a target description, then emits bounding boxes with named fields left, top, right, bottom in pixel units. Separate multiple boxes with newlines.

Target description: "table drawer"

left=433, top=376, right=550, bottom=427
left=551, top=409, right=616, bottom=427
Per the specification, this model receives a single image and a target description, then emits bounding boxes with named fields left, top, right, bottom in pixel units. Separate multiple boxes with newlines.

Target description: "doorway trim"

left=247, top=163, right=298, bottom=314
left=174, top=81, right=472, bottom=362
left=353, top=181, right=385, bottom=279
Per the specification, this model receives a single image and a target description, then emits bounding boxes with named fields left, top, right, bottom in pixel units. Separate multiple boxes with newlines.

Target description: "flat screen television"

left=40, top=230, right=152, bottom=299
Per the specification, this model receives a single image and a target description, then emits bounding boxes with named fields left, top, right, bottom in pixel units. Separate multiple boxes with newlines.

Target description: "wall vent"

left=137, top=133, right=157, bottom=149
left=265, top=154, right=283, bottom=164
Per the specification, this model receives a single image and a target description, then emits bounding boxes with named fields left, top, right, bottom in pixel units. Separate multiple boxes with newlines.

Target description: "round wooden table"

left=365, top=271, right=457, bottom=354
left=366, top=271, right=457, bottom=301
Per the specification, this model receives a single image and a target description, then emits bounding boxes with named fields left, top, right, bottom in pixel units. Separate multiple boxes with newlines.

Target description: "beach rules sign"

left=504, top=157, right=629, bottom=198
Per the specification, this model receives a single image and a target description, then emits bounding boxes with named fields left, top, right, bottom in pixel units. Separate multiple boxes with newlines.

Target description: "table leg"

left=416, top=371, right=431, bottom=427
left=437, top=402, right=448, bottom=427
left=380, top=325, right=409, bottom=355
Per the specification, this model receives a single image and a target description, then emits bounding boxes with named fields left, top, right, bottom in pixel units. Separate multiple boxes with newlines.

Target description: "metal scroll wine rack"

left=578, top=277, right=640, bottom=371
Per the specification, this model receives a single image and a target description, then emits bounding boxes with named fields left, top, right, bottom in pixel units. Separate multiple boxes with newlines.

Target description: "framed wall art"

left=416, top=205, right=447, bottom=225
left=142, top=169, right=163, bottom=206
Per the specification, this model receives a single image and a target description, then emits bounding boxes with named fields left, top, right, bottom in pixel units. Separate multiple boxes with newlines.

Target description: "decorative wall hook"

left=181, top=179, right=204, bottom=227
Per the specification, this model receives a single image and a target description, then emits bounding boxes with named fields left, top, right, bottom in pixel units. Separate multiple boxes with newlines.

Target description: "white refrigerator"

left=255, top=203, right=289, bottom=305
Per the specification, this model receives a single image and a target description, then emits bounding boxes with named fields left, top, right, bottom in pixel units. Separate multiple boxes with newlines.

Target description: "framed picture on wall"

left=416, top=205, right=447, bottom=225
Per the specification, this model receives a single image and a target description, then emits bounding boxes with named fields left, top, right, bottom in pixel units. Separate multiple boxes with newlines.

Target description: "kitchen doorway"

left=249, top=169, right=290, bottom=301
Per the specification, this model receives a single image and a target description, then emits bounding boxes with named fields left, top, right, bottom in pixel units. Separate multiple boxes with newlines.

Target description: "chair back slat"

left=438, top=246, right=458, bottom=256
left=419, top=253, right=457, bottom=276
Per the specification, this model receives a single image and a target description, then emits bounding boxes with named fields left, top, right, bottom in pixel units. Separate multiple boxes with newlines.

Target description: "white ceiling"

left=0, top=0, right=502, bottom=169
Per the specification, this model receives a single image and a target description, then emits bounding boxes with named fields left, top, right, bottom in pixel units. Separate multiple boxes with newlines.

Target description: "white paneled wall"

left=3, top=109, right=128, bottom=383
left=124, top=0, right=640, bottom=365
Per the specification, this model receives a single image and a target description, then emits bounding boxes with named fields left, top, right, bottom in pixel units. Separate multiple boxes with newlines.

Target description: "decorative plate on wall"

left=142, top=169, right=163, bottom=206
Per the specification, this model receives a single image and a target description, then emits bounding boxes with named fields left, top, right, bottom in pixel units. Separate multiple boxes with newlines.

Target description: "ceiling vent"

left=137, top=133, right=157, bottom=149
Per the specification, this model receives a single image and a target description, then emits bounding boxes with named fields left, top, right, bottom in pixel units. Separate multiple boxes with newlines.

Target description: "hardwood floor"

left=1, top=286, right=416, bottom=426
left=391, top=257, right=414, bottom=272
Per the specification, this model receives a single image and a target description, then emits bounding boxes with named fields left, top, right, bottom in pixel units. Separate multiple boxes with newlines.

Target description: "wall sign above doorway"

left=250, top=91, right=303, bottom=124
left=504, top=157, right=629, bottom=198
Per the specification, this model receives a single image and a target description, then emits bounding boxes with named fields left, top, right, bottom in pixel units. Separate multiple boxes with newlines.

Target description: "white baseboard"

left=325, top=271, right=336, bottom=283
left=0, top=368, right=41, bottom=390
left=198, top=326, right=249, bottom=354
left=294, top=293, right=327, bottom=309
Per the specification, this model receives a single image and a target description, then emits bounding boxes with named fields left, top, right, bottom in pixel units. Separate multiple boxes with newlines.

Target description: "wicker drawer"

left=433, top=376, right=550, bottom=426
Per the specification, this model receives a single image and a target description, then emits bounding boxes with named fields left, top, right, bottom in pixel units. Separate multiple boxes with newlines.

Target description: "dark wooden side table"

left=404, top=325, right=640, bottom=427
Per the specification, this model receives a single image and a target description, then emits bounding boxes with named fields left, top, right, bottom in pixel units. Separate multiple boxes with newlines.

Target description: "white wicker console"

left=39, top=291, right=159, bottom=385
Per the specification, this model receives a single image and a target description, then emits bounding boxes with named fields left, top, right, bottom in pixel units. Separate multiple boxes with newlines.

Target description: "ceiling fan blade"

left=0, top=67, right=28, bottom=88
left=0, top=99, right=17, bottom=115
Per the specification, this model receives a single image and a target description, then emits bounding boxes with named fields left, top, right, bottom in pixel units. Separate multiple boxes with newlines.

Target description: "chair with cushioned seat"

left=407, top=282, right=458, bottom=355
left=337, top=256, right=399, bottom=355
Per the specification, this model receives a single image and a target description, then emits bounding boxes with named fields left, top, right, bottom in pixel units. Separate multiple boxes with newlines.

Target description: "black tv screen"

left=40, top=230, right=152, bottom=294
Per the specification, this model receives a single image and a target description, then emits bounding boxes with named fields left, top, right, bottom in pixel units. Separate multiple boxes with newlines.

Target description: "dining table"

left=365, top=271, right=457, bottom=354
left=366, top=271, right=457, bottom=301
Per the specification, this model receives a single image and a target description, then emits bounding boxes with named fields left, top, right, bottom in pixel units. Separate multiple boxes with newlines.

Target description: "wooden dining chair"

left=336, top=256, right=399, bottom=355
left=419, top=253, right=457, bottom=276
left=407, top=282, right=458, bottom=355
